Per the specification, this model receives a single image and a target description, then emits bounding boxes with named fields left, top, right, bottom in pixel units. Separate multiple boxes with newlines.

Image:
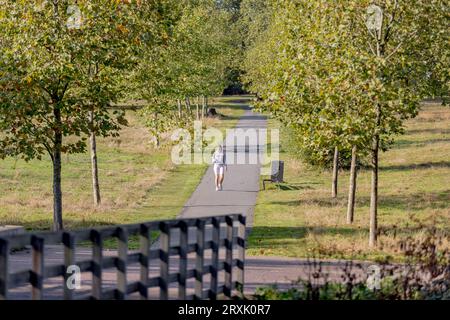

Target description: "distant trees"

left=240, top=0, right=448, bottom=246
left=134, top=0, right=235, bottom=147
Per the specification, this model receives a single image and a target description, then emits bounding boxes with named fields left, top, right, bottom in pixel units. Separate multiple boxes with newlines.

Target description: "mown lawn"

left=248, top=101, right=450, bottom=262
left=0, top=96, right=246, bottom=231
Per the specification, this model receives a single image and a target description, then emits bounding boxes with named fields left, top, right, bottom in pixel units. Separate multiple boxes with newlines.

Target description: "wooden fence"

left=0, top=214, right=246, bottom=300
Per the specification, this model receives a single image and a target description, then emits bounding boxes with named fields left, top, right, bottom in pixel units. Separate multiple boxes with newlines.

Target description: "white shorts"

left=213, top=164, right=225, bottom=175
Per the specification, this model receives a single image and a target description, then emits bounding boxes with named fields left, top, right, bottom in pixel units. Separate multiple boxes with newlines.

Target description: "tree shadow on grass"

left=249, top=226, right=364, bottom=244
left=393, top=138, right=450, bottom=149
left=269, top=191, right=450, bottom=211
left=16, top=219, right=150, bottom=232
left=407, top=128, right=450, bottom=135
left=356, top=192, right=450, bottom=211
left=264, top=182, right=320, bottom=192
left=269, top=199, right=338, bottom=208
left=277, top=183, right=315, bottom=191
left=380, top=161, right=450, bottom=171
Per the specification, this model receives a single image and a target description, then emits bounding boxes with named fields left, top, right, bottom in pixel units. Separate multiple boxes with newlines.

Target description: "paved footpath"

left=6, top=102, right=372, bottom=299
left=161, top=106, right=267, bottom=246
left=179, top=107, right=266, bottom=225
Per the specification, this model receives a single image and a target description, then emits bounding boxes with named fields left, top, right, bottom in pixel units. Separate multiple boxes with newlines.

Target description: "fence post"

left=63, top=232, right=75, bottom=300
left=159, top=222, right=170, bottom=300
left=210, top=217, right=220, bottom=300
left=178, top=221, right=188, bottom=300
left=91, top=230, right=103, bottom=300
left=195, top=219, right=205, bottom=300
left=224, top=216, right=234, bottom=299
left=0, top=238, right=9, bottom=300
left=31, top=235, right=44, bottom=300
left=139, top=224, right=150, bottom=300
left=116, top=227, right=128, bottom=300
left=236, top=215, right=246, bottom=298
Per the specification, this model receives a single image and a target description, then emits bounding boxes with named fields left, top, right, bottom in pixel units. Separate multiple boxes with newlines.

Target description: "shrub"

left=254, top=228, right=449, bottom=300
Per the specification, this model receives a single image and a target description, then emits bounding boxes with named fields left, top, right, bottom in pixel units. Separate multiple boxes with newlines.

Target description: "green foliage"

left=134, top=0, right=237, bottom=145
left=241, top=0, right=448, bottom=161
left=0, top=0, right=192, bottom=229
left=0, top=0, right=141, bottom=160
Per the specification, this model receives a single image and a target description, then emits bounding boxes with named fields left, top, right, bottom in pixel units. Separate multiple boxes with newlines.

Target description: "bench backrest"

left=271, top=161, right=284, bottom=182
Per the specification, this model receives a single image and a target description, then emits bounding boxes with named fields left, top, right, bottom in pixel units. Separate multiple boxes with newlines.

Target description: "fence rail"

left=0, top=214, right=246, bottom=300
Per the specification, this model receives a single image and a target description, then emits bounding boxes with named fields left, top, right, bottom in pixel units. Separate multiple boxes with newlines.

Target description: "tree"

left=0, top=0, right=140, bottom=230
left=358, top=0, right=448, bottom=246
left=71, top=1, right=142, bottom=206
left=240, top=0, right=448, bottom=246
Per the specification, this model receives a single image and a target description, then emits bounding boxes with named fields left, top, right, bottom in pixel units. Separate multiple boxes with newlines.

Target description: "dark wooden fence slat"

left=31, top=236, right=44, bottom=300
left=159, top=222, right=170, bottom=300
left=0, top=213, right=246, bottom=301
left=210, top=217, right=220, bottom=300
left=0, top=238, right=9, bottom=300
left=178, top=221, right=188, bottom=300
left=43, top=265, right=64, bottom=279
left=116, top=227, right=128, bottom=300
left=139, top=224, right=150, bottom=300
left=91, top=230, right=103, bottom=300
left=9, top=270, right=30, bottom=288
left=224, top=216, right=234, bottom=299
left=236, top=215, right=246, bottom=298
left=63, top=232, right=75, bottom=300
left=195, top=220, right=205, bottom=300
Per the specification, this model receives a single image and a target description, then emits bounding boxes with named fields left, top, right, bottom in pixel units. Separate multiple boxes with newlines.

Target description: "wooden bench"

left=262, top=161, right=284, bottom=190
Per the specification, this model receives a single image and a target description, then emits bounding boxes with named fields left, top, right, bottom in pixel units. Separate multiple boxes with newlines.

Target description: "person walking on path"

left=212, top=145, right=227, bottom=191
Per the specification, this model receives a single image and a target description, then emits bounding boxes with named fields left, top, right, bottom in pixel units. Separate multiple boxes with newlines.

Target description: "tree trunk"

left=52, top=107, right=64, bottom=231
left=196, top=96, right=200, bottom=120
left=89, top=110, right=101, bottom=206
left=202, top=96, right=206, bottom=120
left=346, top=146, right=358, bottom=224
left=369, top=137, right=379, bottom=247
left=369, top=104, right=382, bottom=247
left=332, top=146, right=339, bottom=198
left=177, top=99, right=182, bottom=118
left=154, top=113, right=160, bottom=148
left=185, top=97, right=191, bottom=116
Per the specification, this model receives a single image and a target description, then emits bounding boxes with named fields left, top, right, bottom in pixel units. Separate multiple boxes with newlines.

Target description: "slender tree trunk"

left=89, top=110, right=101, bottom=206
left=368, top=24, right=385, bottom=247
left=177, top=99, right=182, bottom=118
left=202, top=96, right=206, bottom=120
left=185, top=97, right=191, bottom=116
left=369, top=104, right=382, bottom=247
left=196, top=96, right=200, bottom=120
left=332, top=146, right=339, bottom=198
left=154, top=113, right=160, bottom=148
left=369, top=137, right=379, bottom=247
left=347, top=146, right=358, bottom=224
left=52, top=107, right=63, bottom=231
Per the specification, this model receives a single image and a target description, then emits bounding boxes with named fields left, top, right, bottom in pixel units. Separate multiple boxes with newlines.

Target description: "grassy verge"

left=0, top=96, right=246, bottom=231
left=248, top=101, right=450, bottom=262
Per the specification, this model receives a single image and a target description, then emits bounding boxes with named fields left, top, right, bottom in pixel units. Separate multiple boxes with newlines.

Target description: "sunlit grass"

left=0, top=96, right=247, bottom=231
left=248, top=102, right=450, bottom=262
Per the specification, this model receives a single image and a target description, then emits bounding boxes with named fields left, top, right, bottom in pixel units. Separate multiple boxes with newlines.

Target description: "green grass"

left=248, top=102, right=450, bottom=262
left=0, top=96, right=246, bottom=232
